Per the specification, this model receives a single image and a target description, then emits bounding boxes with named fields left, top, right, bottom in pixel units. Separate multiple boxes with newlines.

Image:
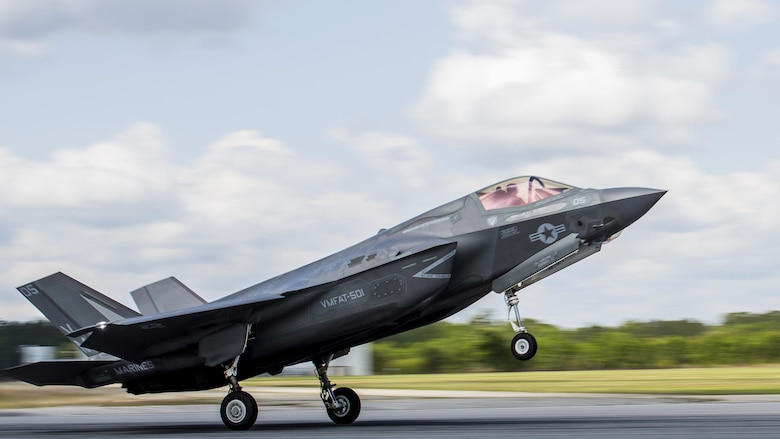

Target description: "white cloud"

left=0, top=123, right=394, bottom=320
left=705, top=0, right=776, bottom=31
left=412, top=1, right=731, bottom=152
left=0, top=0, right=257, bottom=39
left=0, top=123, right=170, bottom=217
left=0, top=38, right=46, bottom=59
left=329, top=128, right=432, bottom=188
left=180, top=129, right=342, bottom=231
left=2, top=122, right=779, bottom=328
left=451, top=0, right=663, bottom=45
left=0, top=0, right=258, bottom=62
left=0, top=0, right=90, bottom=39
left=543, top=0, right=660, bottom=28
left=766, top=48, right=780, bottom=66
left=758, top=48, right=780, bottom=80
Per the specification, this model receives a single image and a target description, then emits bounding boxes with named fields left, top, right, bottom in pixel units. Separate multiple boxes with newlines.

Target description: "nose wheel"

left=504, top=288, right=537, bottom=361
left=511, top=332, right=537, bottom=361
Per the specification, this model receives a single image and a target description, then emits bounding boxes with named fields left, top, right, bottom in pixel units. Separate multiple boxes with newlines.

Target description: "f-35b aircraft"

left=3, top=176, right=664, bottom=430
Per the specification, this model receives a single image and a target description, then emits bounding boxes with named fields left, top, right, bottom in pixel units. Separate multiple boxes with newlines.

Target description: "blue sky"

left=1, top=0, right=779, bottom=328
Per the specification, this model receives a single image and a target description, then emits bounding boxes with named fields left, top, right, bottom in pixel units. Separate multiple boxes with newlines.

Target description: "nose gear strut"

left=504, top=287, right=526, bottom=333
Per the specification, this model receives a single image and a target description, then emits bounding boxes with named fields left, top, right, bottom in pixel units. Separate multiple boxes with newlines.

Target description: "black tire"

left=220, top=390, right=258, bottom=430
left=326, top=387, right=361, bottom=425
left=511, top=332, right=537, bottom=361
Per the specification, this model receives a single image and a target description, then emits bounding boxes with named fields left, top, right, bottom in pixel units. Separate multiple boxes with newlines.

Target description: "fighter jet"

left=2, top=176, right=664, bottom=430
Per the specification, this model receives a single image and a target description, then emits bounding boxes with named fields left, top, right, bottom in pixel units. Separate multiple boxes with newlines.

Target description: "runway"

left=1, top=393, right=779, bottom=438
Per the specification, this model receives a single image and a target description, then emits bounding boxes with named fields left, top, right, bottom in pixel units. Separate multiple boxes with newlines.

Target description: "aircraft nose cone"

left=600, top=187, right=666, bottom=228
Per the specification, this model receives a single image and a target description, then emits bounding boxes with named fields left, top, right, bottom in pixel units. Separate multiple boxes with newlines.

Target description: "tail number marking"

left=19, top=285, right=39, bottom=297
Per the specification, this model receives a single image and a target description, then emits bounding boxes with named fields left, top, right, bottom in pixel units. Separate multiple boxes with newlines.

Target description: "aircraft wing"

left=69, top=240, right=457, bottom=366
left=70, top=294, right=284, bottom=365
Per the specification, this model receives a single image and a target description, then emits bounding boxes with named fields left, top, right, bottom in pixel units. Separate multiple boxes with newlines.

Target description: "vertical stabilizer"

left=18, top=272, right=141, bottom=356
left=130, top=277, right=207, bottom=315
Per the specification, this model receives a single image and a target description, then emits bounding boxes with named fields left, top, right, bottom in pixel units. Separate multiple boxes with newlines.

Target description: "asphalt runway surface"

left=1, top=393, right=779, bottom=439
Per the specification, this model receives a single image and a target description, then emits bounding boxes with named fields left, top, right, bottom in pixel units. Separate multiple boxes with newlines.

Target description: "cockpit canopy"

left=476, top=176, right=574, bottom=211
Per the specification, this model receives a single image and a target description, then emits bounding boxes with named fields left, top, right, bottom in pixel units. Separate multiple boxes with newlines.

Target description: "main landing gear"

left=504, top=287, right=538, bottom=361
left=315, top=356, right=361, bottom=425
left=221, top=356, right=258, bottom=430
left=217, top=352, right=362, bottom=430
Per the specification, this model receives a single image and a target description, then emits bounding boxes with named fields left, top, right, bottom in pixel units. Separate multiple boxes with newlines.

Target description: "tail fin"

left=130, top=277, right=207, bottom=315
left=18, top=272, right=141, bottom=357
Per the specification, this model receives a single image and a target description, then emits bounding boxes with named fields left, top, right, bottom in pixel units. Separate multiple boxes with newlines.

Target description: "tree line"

left=0, top=321, right=72, bottom=370
left=0, top=311, right=778, bottom=373
left=373, top=311, right=780, bottom=373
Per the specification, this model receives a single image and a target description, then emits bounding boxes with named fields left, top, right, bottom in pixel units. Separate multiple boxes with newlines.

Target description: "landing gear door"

left=492, top=234, right=583, bottom=294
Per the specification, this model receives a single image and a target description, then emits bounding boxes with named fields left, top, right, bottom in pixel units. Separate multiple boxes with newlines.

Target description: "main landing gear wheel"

left=219, top=325, right=256, bottom=430
left=326, top=387, right=361, bottom=425
left=315, top=356, right=362, bottom=425
left=511, top=332, right=537, bottom=361
left=220, top=390, right=258, bottom=431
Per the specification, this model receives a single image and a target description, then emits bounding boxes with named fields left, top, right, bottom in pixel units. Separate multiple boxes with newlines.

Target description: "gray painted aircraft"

left=2, top=176, right=664, bottom=430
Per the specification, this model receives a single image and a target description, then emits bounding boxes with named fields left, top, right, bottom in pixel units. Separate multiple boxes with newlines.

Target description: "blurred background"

left=1, top=1, right=779, bottom=372
left=2, top=312, right=778, bottom=374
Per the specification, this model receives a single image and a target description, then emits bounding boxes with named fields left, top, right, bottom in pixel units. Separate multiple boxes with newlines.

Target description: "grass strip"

left=1, top=365, right=778, bottom=409
left=247, top=365, right=780, bottom=395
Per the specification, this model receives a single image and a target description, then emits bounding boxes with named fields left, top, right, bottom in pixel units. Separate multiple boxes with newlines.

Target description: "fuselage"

left=224, top=176, right=665, bottom=378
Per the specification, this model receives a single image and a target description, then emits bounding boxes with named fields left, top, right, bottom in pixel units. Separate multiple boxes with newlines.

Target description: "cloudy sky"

left=1, top=0, right=779, bottom=328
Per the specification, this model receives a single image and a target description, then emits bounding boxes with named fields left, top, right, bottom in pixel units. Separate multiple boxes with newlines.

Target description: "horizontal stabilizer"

left=1, top=360, right=116, bottom=387
left=17, top=273, right=141, bottom=357
left=131, top=277, right=207, bottom=315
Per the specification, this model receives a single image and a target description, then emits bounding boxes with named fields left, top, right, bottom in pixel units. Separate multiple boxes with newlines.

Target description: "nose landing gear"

left=504, top=287, right=537, bottom=361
